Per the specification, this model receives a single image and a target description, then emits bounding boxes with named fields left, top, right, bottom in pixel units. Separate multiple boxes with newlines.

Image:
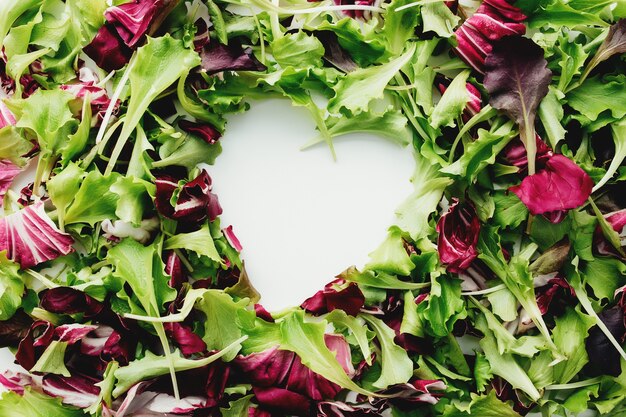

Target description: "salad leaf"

left=430, top=70, right=469, bottom=130
left=443, top=391, right=522, bottom=417
left=0, top=252, right=25, bottom=321
left=112, top=339, right=246, bottom=397
left=328, top=44, right=416, bottom=115
left=579, top=19, right=626, bottom=85
left=272, top=31, right=325, bottom=68
left=195, top=290, right=254, bottom=361
left=593, top=117, right=626, bottom=191
left=361, top=314, right=413, bottom=389
left=365, top=227, right=415, bottom=276
left=0, top=388, right=86, bottom=417
left=484, top=36, right=552, bottom=175
left=104, top=34, right=200, bottom=175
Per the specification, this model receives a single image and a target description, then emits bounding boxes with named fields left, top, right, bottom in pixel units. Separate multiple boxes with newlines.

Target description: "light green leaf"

left=164, top=223, right=221, bottom=263
left=64, top=171, right=120, bottom=226
left=279, top=310, right=372, bottom=395
left=0, top=126, right=33, bottom=166
left=442, top=127, right=516, bottom=181
left=0, top=0, right=43, bottom=50
left=272, top=31, right=324, bottom=68
left=328, top=44, right=416, bottom=115
left=443, top=390, right=522, bottom=417
left=153, top=134, right=222, bottom=170
left=106, top=35, right=201, bottom=175
left=361, top=314, right=413, bottom=389
left=430, top=70, right=469, bottom=129
left=47, top=162, right=85, bottom=230
left=0, top=252, right=25, bottom=321
left=382, top=0, right=420, bottom=54
left=110, top=176, right=152, bottom=225
left=424, top=275, right=466, bottom=337
left=31, top=341, right=70, bottom=377
left=552, top=307, right=595, bottom=384
left=0, top=388, right=86, bottom=417
left=582, top=257, right=626, bottom=302
left=327, top=310, right=373, bottom=365
left=567, top=75, right=626, bottom=124
left=422, top=2, right=460, bottom=38
left=365, top=227, right=415, bottom=276
left=113, top=340, right=246, bottom=397
left=394, top=152, right=452, bottom=243
left=538, top=86, right=567, bottom=149
left=195, top=290, right=254, bottom=361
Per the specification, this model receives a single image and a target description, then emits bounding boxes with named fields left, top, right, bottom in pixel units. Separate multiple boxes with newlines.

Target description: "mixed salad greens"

left=0, top=0, right=625, bottom=416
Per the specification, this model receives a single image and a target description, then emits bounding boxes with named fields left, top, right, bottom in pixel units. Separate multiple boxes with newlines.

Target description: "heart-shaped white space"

left=210, top=99, right=415, bottom=311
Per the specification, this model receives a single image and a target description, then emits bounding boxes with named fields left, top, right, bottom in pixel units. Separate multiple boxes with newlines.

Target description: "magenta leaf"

left=0, top=160, right=21, bottom=206
left=509, top=155, right=594, bottom=215
left=453, top=0, right=526, bottom=72
left=503, top=134, right=553, bottom=171
left=484, top=36, right=551, bottom=175
left=436, top=200, right=481, bottom=273
left=164, top=322, right=207, bottom=356
left=0, top=202, right=74, bottom=269
left=252, top=387, right=313, bottom=416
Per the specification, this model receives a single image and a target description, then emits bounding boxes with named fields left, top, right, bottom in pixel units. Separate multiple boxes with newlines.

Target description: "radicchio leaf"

left=200, top=40, right=267, bottom=74
left=502, top=134, right=553, bottom=171
left=0, top=202, right=74, bottom=269
left=0, top=160, right=21, bottom=206
left=301, top=279, right=365, bottom=316
left=453, top=0, right=526, bottom=73
left=40, top=287, right=104, bottom=318
left=436, top=199, right=481, bottom=273
left=509, top=155, right=593, bottom=215
left=252, top=387, right=312, bottom=416
left=155, top=169, right=222, bottom=224
left=179, top=120, right=221, bottom=145
left=41, top=373, right=101, bottom=408
left=369, top=379, right=446, bottom=409
left=484, top=36, right=552, bottom=175
left=164, top=322, right=207, bottom=356
left=83, top=24, right=133, bottom=72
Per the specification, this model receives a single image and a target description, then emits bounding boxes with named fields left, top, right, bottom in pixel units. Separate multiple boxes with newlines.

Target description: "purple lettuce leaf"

left=369, top=379, right=446, bottom=410
left=484, top=36, right=551, bottom=175
left=83, top=24, right=134, bottom=72
left=502, top=134, right=553, bottom=171
left=585, top=305, right=626, bottom=376
left=15, top=321, right=56, bottom=370
left=155, top=169, right=222, bottom=224
left=509, top=155, right=594, bottom=215
left=535, top=276, right=576, bottom=316
left=301, top=279, right=365, bottom=317
left=40, top=288, right=104, bottom=318
left=223, top=225, right=243, bottom=253
left=0, top=202, right=74, bottom=269
left=252, top=387, right=313, bottom=416
left=179, top=120, right=221, bottom=145
left=317, top=401, right=382, bottom=416
left=200, top=40, right=267, bottom=74
left=164, top=322, right=207, bottom=356
left=164, top=250, right=186, bottom=290
left=436, top=199, right=481, bottom=274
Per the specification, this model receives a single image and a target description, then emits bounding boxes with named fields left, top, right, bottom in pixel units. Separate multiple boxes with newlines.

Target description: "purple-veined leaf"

left=0, top=202, right=74, bottom=269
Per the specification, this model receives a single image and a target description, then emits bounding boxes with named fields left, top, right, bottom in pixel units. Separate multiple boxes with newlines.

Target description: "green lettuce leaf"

left=365, top=227, right=415, bottom=276
left=361, top=314, right=413, bottom=389
left=328, top=44, right=416, bottom=116
left=195, top=290, right=254, bottom=361
left=272, top=31, right=325, bottom=68
left=443, top=391, right=522, bottom=417
left=105, top=35, right=201, bottom=175
left=0, top=252, right=25, bottom=321
left=0, top=388, right=86, bottom=417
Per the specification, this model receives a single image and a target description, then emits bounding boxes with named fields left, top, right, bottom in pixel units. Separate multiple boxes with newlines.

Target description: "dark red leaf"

left=301, top=279, right=365, bottom=316
left=40, top=287, right=104, bottom=318
left=200, top=40, right=267, bottom=74
left=436, top=200, right=481, bottom=273
left=179, top=120, right=221, bottom=145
